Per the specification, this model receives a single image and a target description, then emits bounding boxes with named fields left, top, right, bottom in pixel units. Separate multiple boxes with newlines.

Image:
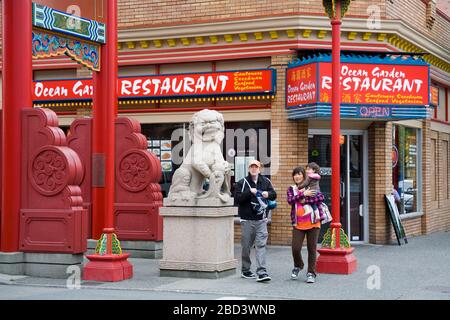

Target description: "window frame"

left=392, top=124, right=423, bottom=219
left=431, top=85, right=449, bottom=124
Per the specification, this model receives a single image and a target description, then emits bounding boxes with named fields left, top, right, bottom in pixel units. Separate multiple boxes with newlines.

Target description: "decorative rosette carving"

left=31, top=147, right=68, bottom=196
left=117, top=150, right=152, bottom=192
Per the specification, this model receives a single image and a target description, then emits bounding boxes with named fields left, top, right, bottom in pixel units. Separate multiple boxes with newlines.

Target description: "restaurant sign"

left=430, top=86, right=439, bottom=107
left=286, top=55, right=431, bottom=120
left=33, top=69, right=276, bottom=101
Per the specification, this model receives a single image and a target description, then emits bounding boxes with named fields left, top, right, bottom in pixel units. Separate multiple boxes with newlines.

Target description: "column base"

left=83, top=253, right=133, bottom=282
left=0, top=252, right=83, bottom=278
left=87, top=239, right=163, bottom=259
left=316, top=247, right=357, bottom=274
left=0, top=252, right=25, bottom=275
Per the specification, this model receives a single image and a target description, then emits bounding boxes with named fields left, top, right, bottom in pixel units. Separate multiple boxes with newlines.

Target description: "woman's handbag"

left=267, top=199, right=277, bottom=209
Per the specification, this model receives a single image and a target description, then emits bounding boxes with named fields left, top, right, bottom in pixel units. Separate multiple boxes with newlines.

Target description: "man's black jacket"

left=234, top=174, right=277, bottom=220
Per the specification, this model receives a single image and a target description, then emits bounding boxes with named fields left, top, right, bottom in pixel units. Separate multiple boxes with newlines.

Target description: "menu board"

left=148, top=139, right=173, bottom=172
left=161, top=140, right=172, bottom=150
left=161, top=161, right=173, bottom=172
left=385, top=194, right=408, bottom=245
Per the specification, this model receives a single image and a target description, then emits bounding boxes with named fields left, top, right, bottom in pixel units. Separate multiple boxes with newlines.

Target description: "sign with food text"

left=286, top=62, right=429, bottom=108
left=32, top=69, right=275, bottom=101
left=430, top=86, right=439, bottom=107
left=320, top=63, right=428, bottom=106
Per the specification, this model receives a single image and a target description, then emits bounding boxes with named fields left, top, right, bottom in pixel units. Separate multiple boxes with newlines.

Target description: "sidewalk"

left=1, top=231, right=449, bottom=300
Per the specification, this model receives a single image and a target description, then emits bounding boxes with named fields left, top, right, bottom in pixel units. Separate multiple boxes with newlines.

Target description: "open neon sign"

left=357, top=106, right=391, bottom=118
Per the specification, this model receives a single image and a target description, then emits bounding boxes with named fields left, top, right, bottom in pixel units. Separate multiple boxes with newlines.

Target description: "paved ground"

left=0, top=231, right=449, bottom=300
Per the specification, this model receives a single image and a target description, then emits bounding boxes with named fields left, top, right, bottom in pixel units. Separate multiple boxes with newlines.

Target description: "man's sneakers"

left=242, top=271, right=271, bottom=282
left=243, top=269, right=315, bottom=283
left=256, top=273, right=271, bottom=282
left=306, top=272, right=316, bottom=283
left=241, top=271, right=257, bottom=279
left=291, top=267, right=301, bottom=280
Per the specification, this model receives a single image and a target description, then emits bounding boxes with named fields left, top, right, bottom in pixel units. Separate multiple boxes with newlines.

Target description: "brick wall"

left=0, top=0, right=386, bottom=34
left=232, top=54, right=307, bottom=246
left=421, top=119, right=432, bottom=235
left=267, top=54, right=309, bottom=246
left=400, top=217, right=423, bottom=240
left=0, top=1, right=449, bottom=55
left=426, top=127, right=450, bottom=233
left=368, top=122, right=393, bottom=244
left=386, top=0, right=450, bottom=51
left=1, top=1, right=448, bottom=58
left=117, top=0, right=386, bottom=28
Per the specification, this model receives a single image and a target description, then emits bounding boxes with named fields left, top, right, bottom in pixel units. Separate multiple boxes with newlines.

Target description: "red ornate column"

left=91, top=0, right=117, bottom=241
left=1, top=0, right=32, bottom=252
left=83, top=0, right=133, bottom=282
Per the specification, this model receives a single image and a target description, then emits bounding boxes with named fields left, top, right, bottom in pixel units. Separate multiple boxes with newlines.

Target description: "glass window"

left=224, top=121, right=271, bottom=194
left=392, top=125, right=422, bottom=214
left=141, top=123, right=187, bottom=198
left=140, top=121, right=271, bottom=197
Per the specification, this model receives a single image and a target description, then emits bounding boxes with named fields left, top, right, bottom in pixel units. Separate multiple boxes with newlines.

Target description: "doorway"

left=308, top=130, right=369, bottom=243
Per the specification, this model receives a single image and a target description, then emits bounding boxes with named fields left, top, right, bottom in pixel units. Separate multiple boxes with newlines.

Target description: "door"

left=308, top=130, right=368, bottom=243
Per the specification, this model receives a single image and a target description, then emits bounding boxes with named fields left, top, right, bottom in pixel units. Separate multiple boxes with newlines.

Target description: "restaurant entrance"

left=308, top=130, right=369, bottom=243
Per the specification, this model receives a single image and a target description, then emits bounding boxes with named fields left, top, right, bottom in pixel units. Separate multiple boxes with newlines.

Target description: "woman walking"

left=287, top=166, right=325, bottom=283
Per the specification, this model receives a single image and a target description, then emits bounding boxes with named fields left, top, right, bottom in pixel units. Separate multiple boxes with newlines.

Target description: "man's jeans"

left=241, top=219, right=268, bottom=275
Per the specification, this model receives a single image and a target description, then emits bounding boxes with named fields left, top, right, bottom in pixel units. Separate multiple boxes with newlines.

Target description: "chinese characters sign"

left=32, top=69, right=275, bottom=101
left=286, top=62, right=429, bottom=108
left=286, top=64, right=317, bottom=107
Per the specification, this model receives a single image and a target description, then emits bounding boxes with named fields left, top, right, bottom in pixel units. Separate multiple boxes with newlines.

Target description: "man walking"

left=234, top=160, right=277, bottom=282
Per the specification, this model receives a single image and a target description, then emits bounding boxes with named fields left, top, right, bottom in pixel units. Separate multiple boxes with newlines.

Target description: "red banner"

left=286, top=62, right=429, bottom=107
left=33, top=69, right=275, bottom=101
left=286, top=64, right=317, bottom=107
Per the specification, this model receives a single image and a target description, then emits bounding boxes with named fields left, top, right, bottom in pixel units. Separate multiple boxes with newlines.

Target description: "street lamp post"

left=316, top=0, right=357, bottom=274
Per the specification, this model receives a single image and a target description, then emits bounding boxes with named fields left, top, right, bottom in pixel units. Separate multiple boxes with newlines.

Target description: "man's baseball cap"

left=248, top=160, right=261, bottom=168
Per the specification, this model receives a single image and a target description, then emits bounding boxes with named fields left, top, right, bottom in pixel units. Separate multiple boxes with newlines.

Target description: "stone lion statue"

left=166, top=109, right=232, bottom=206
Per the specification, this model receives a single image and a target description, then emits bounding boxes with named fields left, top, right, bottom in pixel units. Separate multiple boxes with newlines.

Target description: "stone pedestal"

left=159, top=205, right=237, bottom=279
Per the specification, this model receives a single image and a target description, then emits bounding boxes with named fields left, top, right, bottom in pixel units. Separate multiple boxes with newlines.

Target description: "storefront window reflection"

left=141, top=121, right=271, bottom=197
left=392, top=125, right=421, bottom=214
